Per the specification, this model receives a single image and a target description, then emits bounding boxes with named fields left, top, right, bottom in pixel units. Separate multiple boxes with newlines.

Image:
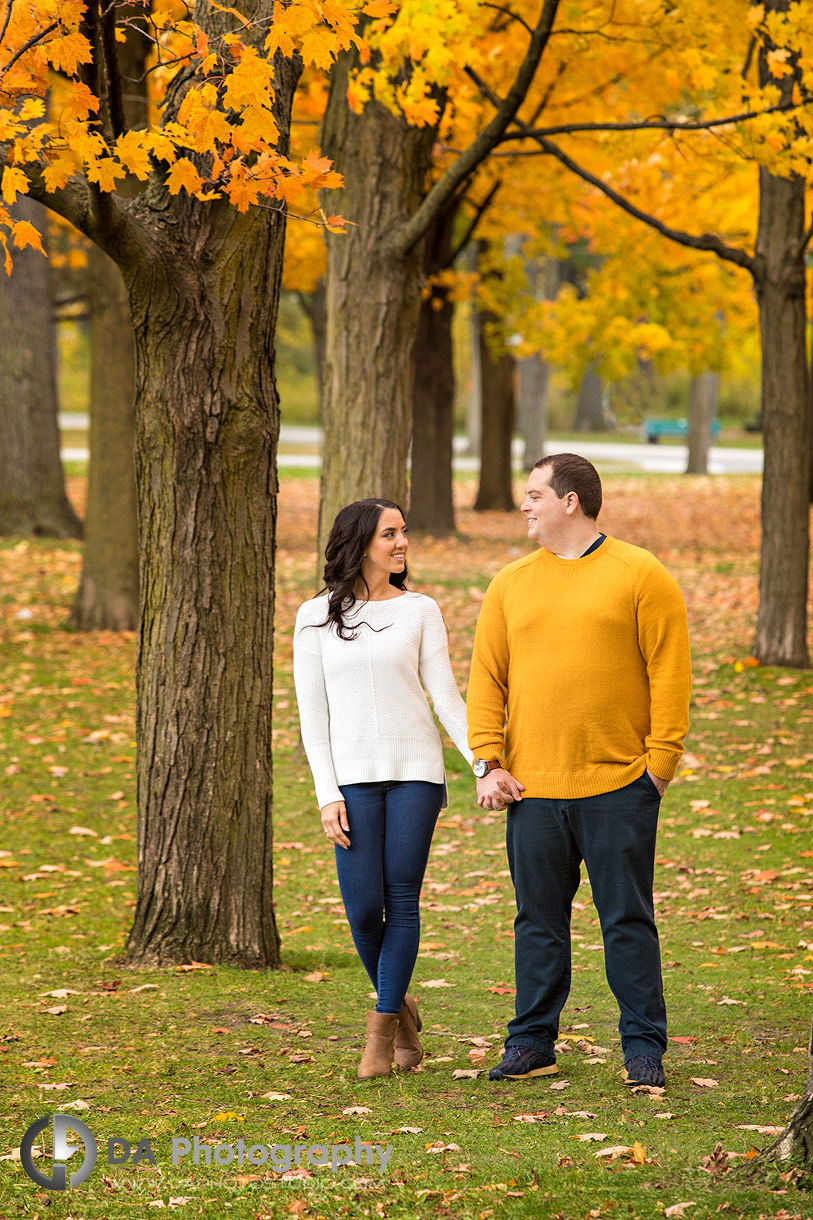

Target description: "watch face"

left=473, top=760, right=488, bottom=778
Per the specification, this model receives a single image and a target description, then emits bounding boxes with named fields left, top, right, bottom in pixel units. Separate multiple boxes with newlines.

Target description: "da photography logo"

left=21, top=1113, right=98, bottom=1191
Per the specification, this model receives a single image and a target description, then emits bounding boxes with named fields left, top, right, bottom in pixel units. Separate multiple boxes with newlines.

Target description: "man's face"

left=520, top=465, right=570, bottom=549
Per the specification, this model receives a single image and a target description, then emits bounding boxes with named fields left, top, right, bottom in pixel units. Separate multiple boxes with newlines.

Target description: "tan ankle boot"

left=394, top=993, right=423, bottom=1070
left=358, top=1011, right=398, bottom=1079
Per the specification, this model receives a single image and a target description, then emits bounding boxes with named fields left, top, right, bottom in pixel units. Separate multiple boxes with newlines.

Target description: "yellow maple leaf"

left=11, top=219, right=44, bottom=254
left=1, top=166, right=29, bottom=205
left=165, top=158, right=205, bottom=195
left=115, top=131, right=152, bottom=180
left=299, top=27, right=338, bottom=69
left=19, top=98, right=46, bottom=121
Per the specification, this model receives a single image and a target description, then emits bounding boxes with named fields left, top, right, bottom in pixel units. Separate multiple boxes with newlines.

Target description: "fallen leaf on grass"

left=630, top=1084, right=665, bottom=1096
left=595, top=1144, right=634, bottom=1160
left=736, top=1124, right=783, bottom=1135
left=664, top=1204, right=697, bottom=1218
left=35, top=1082, right=74, bottom=1091
left=513, top=1113, right=548, bottom=1123
left=342, top=1106, right=371, bottom=1116
left=41, top=989, right=80, bottom=999
left=69, top=826, right=98, bottom=837
left=42, top=1005, right=67, bottom=1015
left=565, top=1110, right=597, bottom=1118
left=425, top=1142, right=462, bottom=1153
left=691, top=1077, right=719, bottom=1088
left=670, top=1036, right=697, bottom=1044
left=549, top=1080, right=570, bottom=1090
left=420, top=979, right=453, bottom=988
left=131, top=984, right=159, bottom=993
left=654, top=1112, right=677, bottom=1119
left=304, top=971, right=328, bottom=982
left=261, top=1092, right=292, bottom=1101
left=468, top=1048, right=486, bottom=1065
left=575, top=1133, right=607, bottom=1142
left=488, top=986, right=516, bottom=995
left=452, top=1069, right=483, bottom=1079
left=60, top=1099, right=91, bottom=1110
left=23, top=1058, right=58, bottom=1068
left=176, top=961, right=212, bottom=972
left=394, top=1127, right=423, bottom=1134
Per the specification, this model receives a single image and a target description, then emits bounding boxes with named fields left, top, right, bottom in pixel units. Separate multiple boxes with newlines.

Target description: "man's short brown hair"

left=533, top=453, right=602, bottom=520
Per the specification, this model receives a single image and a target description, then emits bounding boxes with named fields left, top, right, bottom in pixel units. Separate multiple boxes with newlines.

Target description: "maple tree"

left=480, top=0, right=812, bottom=666
left=316, top=0, right=560, bottom=558
left=0, top=0, right=368, bottom=966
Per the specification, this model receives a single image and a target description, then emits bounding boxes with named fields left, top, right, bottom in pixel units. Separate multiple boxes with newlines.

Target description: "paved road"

left=59, top=416, right=763, bottom=475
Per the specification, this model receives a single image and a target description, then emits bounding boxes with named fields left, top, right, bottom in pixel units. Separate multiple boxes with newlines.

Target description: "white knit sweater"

left=293, top=591, right=473, bottom=810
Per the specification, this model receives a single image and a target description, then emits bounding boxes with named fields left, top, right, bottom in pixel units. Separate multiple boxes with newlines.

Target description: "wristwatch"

left=472, top=759, right=501, bottom=778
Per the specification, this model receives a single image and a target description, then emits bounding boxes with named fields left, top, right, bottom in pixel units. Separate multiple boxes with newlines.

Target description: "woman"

left=293, top=499, right=472, bottom=1079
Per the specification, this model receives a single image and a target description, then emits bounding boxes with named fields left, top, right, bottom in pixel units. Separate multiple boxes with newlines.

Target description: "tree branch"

left=450, top=179, right=501, bottom=263
left=1, top=21, right=57, bottom=75
left=482, top=3, right=533, bottom=35
left=531, top=135, right=755, bottom=274
left=389, top=0, right=561, bottom=259
left=0, top=0, right=14, bottom=54
left=100, top=0, right=127, bottom=139
left=497, top=98, right=811, bottom=141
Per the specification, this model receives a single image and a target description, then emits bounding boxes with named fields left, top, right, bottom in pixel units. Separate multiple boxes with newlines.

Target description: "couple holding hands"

left=293, top=454, right=691, bottom=1089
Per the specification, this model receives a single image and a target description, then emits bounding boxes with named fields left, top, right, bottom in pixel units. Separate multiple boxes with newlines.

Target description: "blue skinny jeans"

left=335, top=780, right=444, bottom=1014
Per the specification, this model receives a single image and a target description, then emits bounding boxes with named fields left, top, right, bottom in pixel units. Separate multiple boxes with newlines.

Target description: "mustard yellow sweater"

left=467, top=536, right=691, bottom=799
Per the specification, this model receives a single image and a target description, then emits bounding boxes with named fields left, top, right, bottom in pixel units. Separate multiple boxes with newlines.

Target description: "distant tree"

left=0, top=199, right=82, bottom=539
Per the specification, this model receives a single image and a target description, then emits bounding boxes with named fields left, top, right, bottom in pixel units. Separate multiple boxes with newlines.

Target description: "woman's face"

left=362, top=507, right=408, bottom=581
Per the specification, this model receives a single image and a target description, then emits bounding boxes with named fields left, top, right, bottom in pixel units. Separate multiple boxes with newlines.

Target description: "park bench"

left=643, top=418, right=721, bottom=444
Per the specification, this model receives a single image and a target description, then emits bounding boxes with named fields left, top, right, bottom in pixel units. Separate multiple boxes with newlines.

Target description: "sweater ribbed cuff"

left=646, top=748, right=682, bottom=782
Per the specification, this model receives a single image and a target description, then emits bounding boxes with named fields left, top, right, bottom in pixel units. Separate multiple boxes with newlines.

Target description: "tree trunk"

left=518, top=354, right=549, bottom=471
left=299, top=278, right=327, bottom=419
left=70, top=245, right=139, bottom=630
left=122, top=58, right=301, bottom=968
left=70, top=12, right=144, bottom=629
left=752, top=165, right=810, bottom=668
left=685, top=371, right=719, bottom=475
left=762, top=1015, right=813, bottom=1163
left=318, top=51, right=435, bottom=559
left=474, top=314, right=516, bottom=512
left=573, top=366, right=605, bottom=432
left=410, top=204, right=458, bottom=536
left=517, top=256, right=558, bottom=470
left=0, top=198, right=82, bottom=538
left=467, top=288, right=483, bottom=457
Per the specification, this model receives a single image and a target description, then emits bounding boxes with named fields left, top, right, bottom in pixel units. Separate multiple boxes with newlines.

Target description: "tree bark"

left=318, top=51, right=435, bottom=559
left=685, top=371, right=719, bottom=475
left=474, top=313, right=516, bottom=512
left=409, top=204, right=458, bottom=536
left=573, top=366, right=605, bottom=431
left=121, top=183, right=289, bottom=966
left=752, top=165, right=810, bottom=668
left=70, top=245, right=139, bottom=630
left=70, top=11, right=144, bottom=630
left=0, top=198, right=82, bottom=538
left=762, top=1015, right=813, bottom=1164
left=114, top=55, right=301, bottom=967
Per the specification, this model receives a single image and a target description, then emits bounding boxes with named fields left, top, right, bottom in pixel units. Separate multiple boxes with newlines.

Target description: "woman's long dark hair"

left=318, top=499, right=408, bottom=640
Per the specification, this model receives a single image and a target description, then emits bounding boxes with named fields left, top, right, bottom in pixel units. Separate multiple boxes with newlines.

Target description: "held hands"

left=321, top=800, right=350, bottom=849
left=476, top=769, right=525, bottom=811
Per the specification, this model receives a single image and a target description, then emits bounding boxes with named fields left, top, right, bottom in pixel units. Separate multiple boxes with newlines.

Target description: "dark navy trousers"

left=505, top=772, right=666, bottom=1060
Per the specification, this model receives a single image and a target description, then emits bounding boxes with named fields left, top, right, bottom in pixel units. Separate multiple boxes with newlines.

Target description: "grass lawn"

left=0, top=472, right=811, bottom=1220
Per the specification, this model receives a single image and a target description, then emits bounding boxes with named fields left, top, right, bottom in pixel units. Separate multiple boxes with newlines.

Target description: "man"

left=467, top=453, right=690, bottom=1088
